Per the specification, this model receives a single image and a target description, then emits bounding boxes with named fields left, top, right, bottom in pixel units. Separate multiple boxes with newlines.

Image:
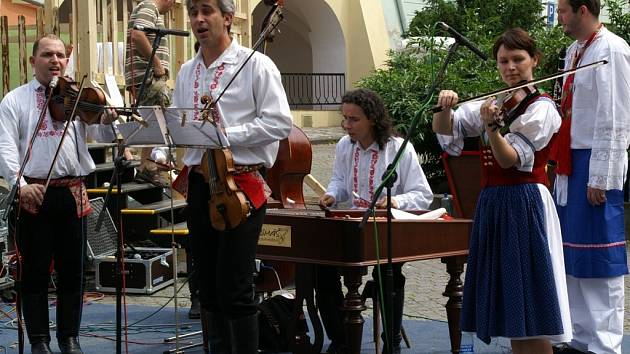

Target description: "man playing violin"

left=433, top=28, right=572, bottom=354
left=553, top=1, right=630, bottom=353
left=0, top=34, right=117, bottom=354
left=174, top=0, right=292, bottom=352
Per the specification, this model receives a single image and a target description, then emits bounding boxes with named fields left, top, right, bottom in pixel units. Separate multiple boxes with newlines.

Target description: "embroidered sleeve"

left=393, top=142, right=434, bottom=210
left=588, top=49, right=630, bottom=190
left=436, top=100, right=484, bottom=156
left=325, top=137, right=350, bottom=204
left=0, top=91, right=24, bottom=186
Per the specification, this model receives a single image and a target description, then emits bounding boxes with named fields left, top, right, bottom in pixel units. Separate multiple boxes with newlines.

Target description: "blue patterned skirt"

left=461, top=183, right=563, bottom=344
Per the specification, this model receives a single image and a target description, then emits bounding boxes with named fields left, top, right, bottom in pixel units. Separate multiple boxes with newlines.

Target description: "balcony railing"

left=281, top=73, right=345, bottom=109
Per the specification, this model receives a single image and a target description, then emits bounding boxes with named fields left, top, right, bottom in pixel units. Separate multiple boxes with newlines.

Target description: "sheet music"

left=391, top=208, right=446, bottom=220
left=117, top=106, right=229, bottom=148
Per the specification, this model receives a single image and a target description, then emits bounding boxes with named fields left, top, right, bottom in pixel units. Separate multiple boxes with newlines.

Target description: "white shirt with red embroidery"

left=563, top=27, right=630, bottom=191
left=172, top=39, right=293, bottom=168
left=0, top=79, right=115, bottom=187
left=325, top=135, right=433, bottom=210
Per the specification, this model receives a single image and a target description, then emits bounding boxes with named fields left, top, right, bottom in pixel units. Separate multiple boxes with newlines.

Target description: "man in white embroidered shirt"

left=175, top=0, right=292, bottom=353
left=553, top=0, right=630, bottom=353
left=0, top=34, right=116, bottom=354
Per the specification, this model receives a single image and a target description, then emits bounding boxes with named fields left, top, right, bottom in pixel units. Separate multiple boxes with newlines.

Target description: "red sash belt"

left=22, top=177, right=91, bottom=217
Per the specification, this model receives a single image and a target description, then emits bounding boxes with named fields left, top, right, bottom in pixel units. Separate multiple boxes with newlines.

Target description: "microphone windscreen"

left=49, top=76, right=59, bottom=89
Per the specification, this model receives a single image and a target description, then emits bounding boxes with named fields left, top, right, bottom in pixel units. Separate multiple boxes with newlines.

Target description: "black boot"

left=381, top=286, right=404, bottom=354
left=205, top=311, right=231, bottom=354
left=316, top=266, right=346, bottom=352
left=228, top=313, right=258, bottom=354
left=187, top=249, right=201, bottom=320
left=317, top=291, right=346, bottom=353
left=30, top=335, right=53, bottom=354
left=21, top=293, right=52, bottom=354
left=56, top=292, right=84, bottom=354
left=189, top=295, right=201, bottom=319
left=58, top=337, right=83, bottom=354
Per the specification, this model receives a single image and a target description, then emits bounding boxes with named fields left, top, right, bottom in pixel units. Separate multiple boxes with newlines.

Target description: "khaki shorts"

left=130, top=75, right=172, bottom=107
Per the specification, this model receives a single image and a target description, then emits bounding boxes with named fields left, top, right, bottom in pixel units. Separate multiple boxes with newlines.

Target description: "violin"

left=489, top=84, right=539, bottom=131
left=197, top=96, right=249, bottom=231
left=200, top=146, right=250, bottom=231
left=49, top=76, right=106, bottom=124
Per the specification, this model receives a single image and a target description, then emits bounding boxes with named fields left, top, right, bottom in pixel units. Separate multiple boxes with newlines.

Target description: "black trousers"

left=186, top=171, right=264, bottom=320
left=182, top=237, right=199, bottom=298
left=16, top=185, right=86, bottom=339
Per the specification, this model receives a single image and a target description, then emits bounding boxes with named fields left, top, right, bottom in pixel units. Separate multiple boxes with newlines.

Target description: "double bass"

left=256, top=0, right=313, bottom=208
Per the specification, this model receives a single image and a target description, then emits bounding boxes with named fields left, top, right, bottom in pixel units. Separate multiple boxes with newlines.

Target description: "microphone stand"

left=91, top=114, right=133, bottom=354
left=93, top=28, right=183, bottom=354
left=358, top=40, right=460, bottom=354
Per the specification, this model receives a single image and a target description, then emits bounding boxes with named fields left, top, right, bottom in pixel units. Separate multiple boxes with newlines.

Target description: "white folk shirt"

left=325, top=135, right=434, bottom=210
left=565, top=27, right=630, bottom=191
left=173, top=40, right=293, bottom=168
left=0, top=79, right=115, bottom=187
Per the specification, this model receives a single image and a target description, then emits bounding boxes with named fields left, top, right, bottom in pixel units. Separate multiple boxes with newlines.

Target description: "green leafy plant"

left=604, top=0, right=630, bottom=43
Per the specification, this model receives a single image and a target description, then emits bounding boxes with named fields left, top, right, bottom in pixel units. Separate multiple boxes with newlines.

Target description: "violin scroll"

left=260, top=0, right=285, bottom=44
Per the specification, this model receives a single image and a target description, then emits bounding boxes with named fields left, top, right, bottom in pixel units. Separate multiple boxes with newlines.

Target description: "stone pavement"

left=96, top=126, right=630, bottom=334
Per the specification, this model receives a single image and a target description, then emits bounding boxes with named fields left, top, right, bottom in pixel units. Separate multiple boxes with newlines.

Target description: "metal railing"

left=280, top=73, right=345, bottom=109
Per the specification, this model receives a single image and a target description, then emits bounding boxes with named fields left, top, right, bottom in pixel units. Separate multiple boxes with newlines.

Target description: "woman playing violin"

left=433, top=28, right=571, bottom=354
left=0, top=34, right=116, bottom=354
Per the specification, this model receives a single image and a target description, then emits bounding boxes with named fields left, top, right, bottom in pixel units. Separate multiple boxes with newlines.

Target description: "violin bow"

left=431, top=59, right=608, bottom=113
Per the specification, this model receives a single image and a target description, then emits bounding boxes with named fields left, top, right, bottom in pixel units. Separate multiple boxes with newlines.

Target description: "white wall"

left=252, top=0, right=345, bottom=75
left=252, top=5, right=313, bottom=73
left=381, top=0, right=426, bottom=49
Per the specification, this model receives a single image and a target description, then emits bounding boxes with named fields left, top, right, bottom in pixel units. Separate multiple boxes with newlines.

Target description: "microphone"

left=49, top=75, right=59, bottom=89
left=134, top=25, right=189, bottom=37
left=437, top=22, right=488, bottom=61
